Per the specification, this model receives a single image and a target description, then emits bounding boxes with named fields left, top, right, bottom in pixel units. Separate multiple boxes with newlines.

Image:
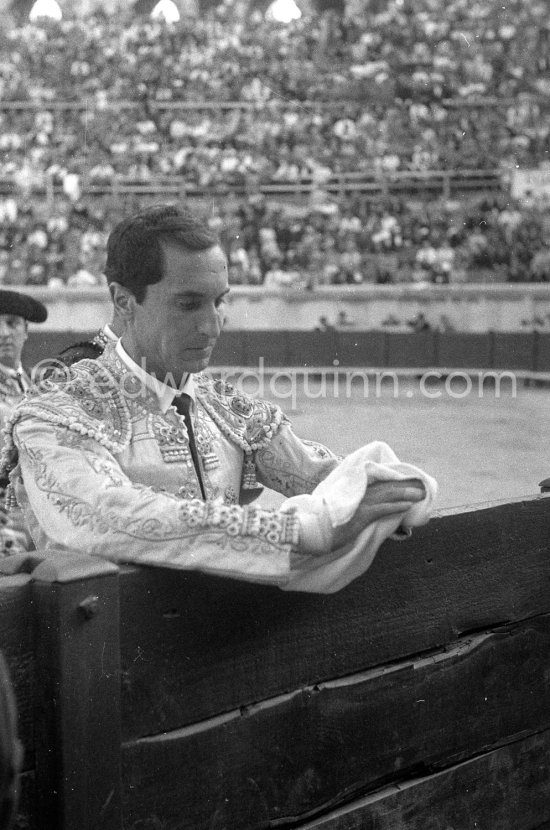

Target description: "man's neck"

left=115, top=339, right=191, bottom=413
left=108, top=317, right=125, bottom=339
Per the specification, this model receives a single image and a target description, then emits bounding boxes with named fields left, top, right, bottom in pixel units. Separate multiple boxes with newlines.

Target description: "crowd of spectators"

left=1, top=190, right=549, bottom=288
left=0, top=0, right=549, bottom=286
left=0, top=0, right=549, bottom=189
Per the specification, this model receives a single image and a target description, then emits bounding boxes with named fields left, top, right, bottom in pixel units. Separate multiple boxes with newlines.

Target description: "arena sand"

left=247, top=374, right=549, bottom=511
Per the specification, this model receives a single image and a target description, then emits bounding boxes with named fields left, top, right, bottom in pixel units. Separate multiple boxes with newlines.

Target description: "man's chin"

left=182, top=355, right=211, bottom=374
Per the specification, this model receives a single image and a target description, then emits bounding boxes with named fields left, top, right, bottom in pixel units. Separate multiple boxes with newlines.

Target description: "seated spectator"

left=530, top=247, right=550, bottom=282
left=67, top=265, right=100, bottom=287
left=263, top=256, right=306, bottom=290
left=408, top=312, right=431, bottom=333
left=315, top=314, right=335, bottom=331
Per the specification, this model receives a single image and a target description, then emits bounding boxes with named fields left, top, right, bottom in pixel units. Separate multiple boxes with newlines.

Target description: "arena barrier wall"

left=2, top=494, right=550, bottom=830
left=24, top=329, right=550, bottom=375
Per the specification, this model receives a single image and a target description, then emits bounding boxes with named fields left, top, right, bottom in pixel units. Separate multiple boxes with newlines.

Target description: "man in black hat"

left=0, top=290, right=47, bottom=555
left=0, top=289, right=48, bottom=404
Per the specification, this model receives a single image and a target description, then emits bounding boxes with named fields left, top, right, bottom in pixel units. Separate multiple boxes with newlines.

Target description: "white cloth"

left=102, top=324, right=119, bottom=343
left=284, top=441, right=437, bottom=593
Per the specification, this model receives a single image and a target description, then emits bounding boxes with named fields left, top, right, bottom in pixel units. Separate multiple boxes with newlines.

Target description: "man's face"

left=128, top=243, right=229, bottom=383
left=0, top=314, right=27, bottom=370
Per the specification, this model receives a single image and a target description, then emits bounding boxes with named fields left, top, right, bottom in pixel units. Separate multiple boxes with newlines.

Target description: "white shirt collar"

left=115, top=340, right=195, bottom=414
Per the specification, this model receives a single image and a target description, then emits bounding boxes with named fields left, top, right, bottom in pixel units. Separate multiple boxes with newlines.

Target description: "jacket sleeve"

left=11, top=415, right=301, bottom=586
left=254, top=420, right=341, bottom=496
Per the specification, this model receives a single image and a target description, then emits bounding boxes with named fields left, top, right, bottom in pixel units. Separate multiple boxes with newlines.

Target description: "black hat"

left=0, top=290, right=47, bottom=323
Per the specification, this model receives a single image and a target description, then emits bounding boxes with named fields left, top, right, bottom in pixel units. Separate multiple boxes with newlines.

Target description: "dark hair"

left=104, top=204, right=219, bottom=304
left=56, top=341, right=103, bottom=366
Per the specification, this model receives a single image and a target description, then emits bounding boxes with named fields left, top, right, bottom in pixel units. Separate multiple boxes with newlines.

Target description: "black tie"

left=173, top=393, right=206, bottom=500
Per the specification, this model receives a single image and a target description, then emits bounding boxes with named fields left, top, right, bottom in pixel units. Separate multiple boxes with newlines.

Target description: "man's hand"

left=331, top=479, right=426, bottom=551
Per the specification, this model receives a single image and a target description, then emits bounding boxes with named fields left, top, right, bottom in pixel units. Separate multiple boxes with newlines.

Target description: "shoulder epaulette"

left=195, top=374, right=287, bottom=453
left=0, top=359, right=132, bottom=480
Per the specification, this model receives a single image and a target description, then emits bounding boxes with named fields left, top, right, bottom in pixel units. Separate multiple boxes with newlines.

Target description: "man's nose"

left=196, top=306, right=222, bottom=337
left=0, top=321, right=12, bottom=338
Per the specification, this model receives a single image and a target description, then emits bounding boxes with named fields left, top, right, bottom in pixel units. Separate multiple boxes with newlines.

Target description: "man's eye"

left=215, top=297, right=227, bottom=308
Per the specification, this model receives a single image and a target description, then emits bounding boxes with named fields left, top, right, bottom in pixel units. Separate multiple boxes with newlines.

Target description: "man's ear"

left=109, top=282, right=136, bottom=321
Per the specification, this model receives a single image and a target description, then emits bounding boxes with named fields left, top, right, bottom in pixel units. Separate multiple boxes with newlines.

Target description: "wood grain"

left=298, top=730, right=550, bottom=830
left=14, top=770, right=36, bottom=830
left=0, top=576, right=34, bottom=771
left=119, top=497, right=550, bottom=739
left=33, top=564, right=122, bottom=830
left=121, top=615, right=550, bottom=830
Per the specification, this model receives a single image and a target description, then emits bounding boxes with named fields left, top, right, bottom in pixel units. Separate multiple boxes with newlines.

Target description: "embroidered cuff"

left=180, top=499, right=300, bottom=549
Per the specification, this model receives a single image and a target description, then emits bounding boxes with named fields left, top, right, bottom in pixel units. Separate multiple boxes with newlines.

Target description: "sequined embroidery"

left=147, top=412, right=192, bottom=465
left=224, top=485, right=238, bottom=504
left=0, top=343, right=285, bottom=489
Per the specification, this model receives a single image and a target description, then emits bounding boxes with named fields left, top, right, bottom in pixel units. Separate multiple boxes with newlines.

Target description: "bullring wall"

left=24, top=328, right=550, bottom=374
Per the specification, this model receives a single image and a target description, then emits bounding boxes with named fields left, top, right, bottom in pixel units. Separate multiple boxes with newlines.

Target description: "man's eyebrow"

left=173, top=288, right=230, bottom=298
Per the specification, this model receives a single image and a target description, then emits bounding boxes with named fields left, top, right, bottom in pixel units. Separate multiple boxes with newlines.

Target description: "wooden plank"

left=15, top=770, right=37, bottom=830
left=385, top=333, right=437, bottom=368
left=32, top=554, right=122, bottom=830
left=284, top=331, right=339, bottom=368
left=436, top=332, right=492, bottom=368
left=119, top=496, right=550, bottom=739
left=209, top=331, right=246, bottom=366
left=245, top=331, right=288, bottom=367
left=0, top=576, right=34, bottom=771
left=535, top=332, right=550, bottom=372
left=298, top=730, right=550, bottom=829
left=121, top=616, right=550, bottom=829
left=334, top=332, right=386, bottom=367
left=492, top=332, right=536, bottom=370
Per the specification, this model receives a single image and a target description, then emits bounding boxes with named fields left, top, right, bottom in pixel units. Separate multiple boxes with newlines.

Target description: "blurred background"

left=0, top=0, right=548, bottom=298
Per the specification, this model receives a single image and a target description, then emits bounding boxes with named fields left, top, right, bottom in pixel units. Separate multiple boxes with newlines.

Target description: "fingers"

left=368, top=500, right=421, bottom=519
left=366, top=480, right=426, bottom=504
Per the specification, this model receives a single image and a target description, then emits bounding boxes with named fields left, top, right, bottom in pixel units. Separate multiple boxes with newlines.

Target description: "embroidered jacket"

left=1, top=344, right=340, bottom=586
left=0, top=364, right=31, bottom=554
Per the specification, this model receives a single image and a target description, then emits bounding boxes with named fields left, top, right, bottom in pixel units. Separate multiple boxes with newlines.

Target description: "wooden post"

left=32, top=552, right=121, bottom=830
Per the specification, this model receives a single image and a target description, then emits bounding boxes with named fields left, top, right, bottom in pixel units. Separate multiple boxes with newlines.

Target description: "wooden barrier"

left=20, top=330, right=550, bottom=384
left=492, top=332, right=538, bottom=371
left=535, top=332, right=550, bottom=372
left=384, top=331, right=438, bottom=369
left=2, top=495, right=550, bottom=829
left=436, top=332, right=493, bottom=369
